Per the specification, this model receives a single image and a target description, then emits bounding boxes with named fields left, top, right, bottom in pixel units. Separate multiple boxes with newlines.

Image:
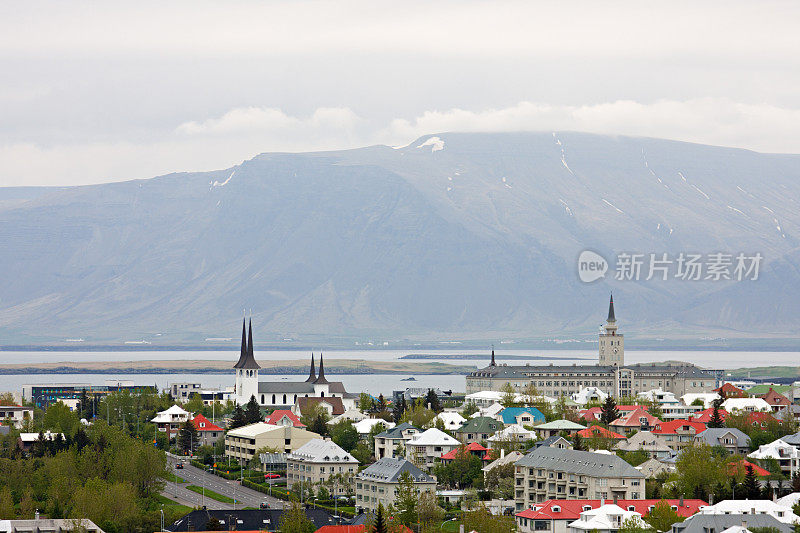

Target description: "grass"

left=153, top=494, right=193, bottom=517
left=186, top=485, right=236, bottom=504
left=441, top=520, right=460, bottom=533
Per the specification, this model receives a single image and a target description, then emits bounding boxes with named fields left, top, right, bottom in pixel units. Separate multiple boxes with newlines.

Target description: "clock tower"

left=598, top=294, right=624, bottom=366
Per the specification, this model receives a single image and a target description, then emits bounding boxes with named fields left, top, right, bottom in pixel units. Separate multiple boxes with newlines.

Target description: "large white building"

left=232, top=319, right=356, bottom=410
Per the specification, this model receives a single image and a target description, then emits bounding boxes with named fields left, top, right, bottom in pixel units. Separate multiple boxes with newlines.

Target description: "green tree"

left=279, top=500, right=315, bottom=533
left=392, top=395, right=407, bottom=423
left=619, top=516, right=650, bottom=533
left=460, top=505, right=516, bottom=533
left=645, top=499, right=684, bottom=532
left=484, top=462, right=515, bottom=499
left=0, top=486, right=15, bottom=519
left=245, top=395, right=262, bottom=424
left=229, top=405, right=247, bottom=429
left=400, top=401, right=436, bottom=428
left=432, top=446, right=483, bottom=488
left=424, top=389, right=442, bottom=413
left=372, top=502, right=388, bottom=533
left=460, top=402, right=479, bottom=418
left=709, top=398, right=725, bottom=428
left=417, top=490, right=445, bottom=528
left=351, top=441, right=373, bottom=464
left=601, top=396, right=620, bottom=425
left=329, top=420, right=359, bottom=452
left=177, top=419, right=199, bottom=454
left=42, top=401, right=79, bottom=436
left=359, top=393, right=374, bottom=412
left=573, top=433, right=585, bottom=451
left=744, top=463, right=760, bottom=499
left=500, top=383, right=518, bottom=408
left=309, top=414, right=329, bottom=437
left=673, top=443, right=727, bottom=499
left=394, top=471, right=417, bottom=526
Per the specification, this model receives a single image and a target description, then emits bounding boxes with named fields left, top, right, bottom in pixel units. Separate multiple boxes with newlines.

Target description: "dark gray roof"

left=357, top=457, right=435, bottom=483
left=782, top=431, right=800, bottom=445
left=233, top=319, right=261, bottom=370
left=469, top=362, right=713, bottom=379
left=169, top=509, right=347, bottom=531
left=258, top=382, right=316, bottom=394
left=258, top=452, right=287, bottom=465
left=376, top=422, right=419, bottom=439
left=694, top=427, right=750, bottom=447
left=517, top=447, right=645, bottom=478
left=535, top=435, right=572, bottom=448
left=672, top=513, right=792, bottom=533
left=607, top=294, right=616, bottom=322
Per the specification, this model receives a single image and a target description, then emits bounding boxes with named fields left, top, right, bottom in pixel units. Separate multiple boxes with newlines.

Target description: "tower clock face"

left=613, top=348, right=618, bottom=354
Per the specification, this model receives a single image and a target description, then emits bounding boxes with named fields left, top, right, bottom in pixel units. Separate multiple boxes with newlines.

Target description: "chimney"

left=773, top=490, right=778, bottom=502
left=680, top=495, right=684, bottom=506
left=613, top=495, right=618, bottom=505
left=601, top=498, right=605, bottom=506
left=34, top=509, right=39, bottom=520
left=501, top=449, right=505, bottom=458
left=709, top=493, right=714, bottom=505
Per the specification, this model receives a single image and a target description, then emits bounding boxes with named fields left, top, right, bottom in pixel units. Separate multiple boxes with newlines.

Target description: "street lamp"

left=160, top=505, right=164, bottom=532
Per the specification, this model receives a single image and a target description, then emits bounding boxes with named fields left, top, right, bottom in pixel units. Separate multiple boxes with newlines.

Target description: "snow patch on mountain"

left=417, top=136, right=444, bottom=152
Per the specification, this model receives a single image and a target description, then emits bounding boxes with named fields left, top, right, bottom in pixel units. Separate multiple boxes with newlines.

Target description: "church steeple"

left=490, top=348, right=496, bottom=367
left=305, top=353, right=317, bottom=382
left=234, top=318, right=260, bottom=370
left=234, top=318, right=247, bottom=368
left=607, top=293, right=616, bottom=323
left=314, top=352, right=329, bottom=384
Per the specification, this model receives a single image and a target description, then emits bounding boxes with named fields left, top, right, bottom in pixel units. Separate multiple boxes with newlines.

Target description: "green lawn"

left=441, top=520, right=460, bottom=533
left=153, top=494, right=193, bottom=517
left=186, top=485, right=236, bottom=504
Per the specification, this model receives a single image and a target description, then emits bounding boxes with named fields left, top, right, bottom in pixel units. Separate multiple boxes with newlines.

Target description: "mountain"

left=1, top=131, right=799, bottom=344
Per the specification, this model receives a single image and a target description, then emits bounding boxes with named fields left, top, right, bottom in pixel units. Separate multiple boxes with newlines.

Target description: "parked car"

left=176, top=462, right=184, bottom=469
left=264, top=472, right=280, bottom=479
left=260, top=501, right=270, bottom=509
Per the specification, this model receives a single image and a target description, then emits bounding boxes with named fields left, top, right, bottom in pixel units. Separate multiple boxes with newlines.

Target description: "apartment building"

left=355, top=457, right=437, bottom=514
left=286, top=439, right=358, bottom=494
left=405, top=428, right=460, bottom=471
left=224, top=422, right=320, bottom=463
left=374, top=422, right=420, bottom=460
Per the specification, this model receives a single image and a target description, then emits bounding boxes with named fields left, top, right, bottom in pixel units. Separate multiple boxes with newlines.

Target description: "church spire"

left=233, top=316, right=260, bottom=370
left=314, top=352, right=329, bottom=384
left=305, top=353, right=317, bottom=382
left=490, top=347, right=496, bottom=367
left=607, top=293, right=616, bottom=323
left=247, top=318, right=254, bottom=359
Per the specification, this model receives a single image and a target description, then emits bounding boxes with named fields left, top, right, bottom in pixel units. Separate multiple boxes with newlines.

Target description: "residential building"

left=575, top=425, right=625, bottom=442
left=353, top=418, right=394, bottom=439
left=661, top=403, right=704, bottom=420
left=571, top=387, right=609, bottom=405
left=535, top=436, right=573, bottom=450
left=748, top=439, right=800, bottom=478
left=392, top=387, right=461, bottom=405
left=514, top=447, right=646, bottom=510
left=609, top=406, right=661, bottom=435
left=728, top=459, right=771, bottom=478
left=151, top=405, right=192, bottom=441
left=721, top=398, right=772, bottom=414
left=455, top=416, right=503, bottom=443
left=224, top=422, right=320, bottom=462
left=464, top=391, right=507, bottom=408
left=567, top=504, right=647, bottom=533
left=500, top=407, right=546, bottom=427
left=294, top=396, right=346, bottom=418
left=374, top=422, right=420, bottom=460
left=433, top=411, right=466, bottom=431
left=355, top=457, right=436, bottom=514
left=758, top=388, right=793, bottom=412
left=170, top=382, right=202, bottom=401
left=652, top=420, right=707, bottom=452
left=672, top=514, right=793, bottom=533
left=483, top=450, right=525, bottom=478
left=467, top=297, right=717, bottom=398
left=580, top=405, right=650, bottom=423
left=516, top=499, right=705, bottom=533
left=405, top=428, right=460, bottom=470
left=191, top=413, right=224, bottom=446
left=18, top=431, right=65, bottom=453
left=0, top=405, right=33, bottom=429
left=489, top=424, right=537, bottom=445
left=264, top=409, right=306, bottom=428
left=615, top=431, right=673, bottom=459
left=533, top=420, right=586, bottom=439
left=697, top=500, right=800, bottom=524
left=231, top=320, right=356, bottom=409
left=715, top=383, right=747, bottom=398
left=439, top=442, right=491, bottom=464
left=286, top=439, right=358, bottom=494
left=636, top=458, right=675, bottom=478
left=0, top=518, right=105, bottom=533
left=331, top=408, right=367, bottom=423
left=694, top=428, right=751, bottom=454
left=21, top=381, right=156, bottom=409
left=681, top=393, right=721, bottom=409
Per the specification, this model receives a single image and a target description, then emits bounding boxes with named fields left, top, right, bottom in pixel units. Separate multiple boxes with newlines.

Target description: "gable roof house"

left=373, top=422, right=420, bottom=460
left=355, top=457, right=436, bottom=514
left=405, top=428, right=461, bottom=470
left=694, top=428, right=751, bottom=455
left=286, top=439, right=358, bottom=495
left=652, top=419, right=707, bottom=451
left=191, top=413, right=224, bottom=446
left=500, top=407, right=546, bottom=427
left=455, top=416, right=503, bottom=443
left=615, top=431, right=674, bottom=459
left=609, top=406, right=662, bottom=435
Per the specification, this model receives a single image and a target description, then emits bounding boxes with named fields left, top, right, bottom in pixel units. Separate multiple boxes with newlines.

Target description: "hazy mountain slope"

left=0, top=132, right=798, bottom=342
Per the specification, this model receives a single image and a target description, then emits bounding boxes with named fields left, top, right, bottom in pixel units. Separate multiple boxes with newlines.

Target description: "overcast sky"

left=2, top=1, right=800, bottom=186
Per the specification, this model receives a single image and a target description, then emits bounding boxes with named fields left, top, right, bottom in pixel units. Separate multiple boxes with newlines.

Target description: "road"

left=164, top=454, right=285, bottom=510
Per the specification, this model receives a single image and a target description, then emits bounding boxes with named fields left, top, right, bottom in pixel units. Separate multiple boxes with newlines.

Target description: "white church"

left=233, top=320, right=357, bottom=411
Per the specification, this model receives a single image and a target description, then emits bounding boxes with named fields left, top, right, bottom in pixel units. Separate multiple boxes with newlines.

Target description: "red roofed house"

left=759, top=388, right=793, bottom=413
left=747, top=411, right=780, bottom=428
left=579, top=405, right=649, bottom=423
left=576, top=425, right=626, bottom=440
left=652, top=420, right=707, bottom=452
left=265, top=409, right=306, bottom=428
left=728, top=459, right=771, bottom=478
left=192, top=413, right=224, bottom=446
left=515, top=499, right=706, bottom=533
left=714, top=383, right=747, bottom=398
left=609, top=407, right=662, bottom=435
left=690, top=407, right=728, bottom=424
left=440, top=442, right=491, bottom=463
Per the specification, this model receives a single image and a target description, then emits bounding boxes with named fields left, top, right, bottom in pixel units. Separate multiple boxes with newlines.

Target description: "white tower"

left=598, top=294, right=624, bottom=366
left=233, top=319, right=260, bottom=405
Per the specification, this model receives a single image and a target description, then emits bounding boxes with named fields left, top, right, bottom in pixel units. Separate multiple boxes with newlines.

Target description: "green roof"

left=534, top=419, right=586, bottom=430
left=746, top=384, right=792, bottom=396
left=455, top=416, right=502, bottom=434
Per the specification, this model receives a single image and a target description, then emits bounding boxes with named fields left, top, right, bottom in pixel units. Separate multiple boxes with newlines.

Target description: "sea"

left=0, top=349, right=796, bottom=396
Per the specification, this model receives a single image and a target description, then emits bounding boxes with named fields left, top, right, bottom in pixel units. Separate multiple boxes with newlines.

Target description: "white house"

left=405, top=428, right=460, bottom=470
left=749, top=439, right=800, bottom=478
left=697, top=500, right=800, bottom=524
left=151, top=405, right=192, bottom=440
left=571, top=387, right=608, bottom=405
left=0, top=405, right=33, bottom=429
left=331, top=408, right=367, bottom=423
left=639, top=388, right=679, bottom=405
left=567, top=504, right=649, bottom=533
left=681, top=393, right=721, bottom=408
left=488, top=424, right=536, bottom=445
left=433, top=411, right=466, bottom=431
left=722, top=398, right=772, bottom=413
left=353, top=418, right=395, bottom=438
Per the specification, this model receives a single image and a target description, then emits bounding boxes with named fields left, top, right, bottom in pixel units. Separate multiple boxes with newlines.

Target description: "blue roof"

left=500, top=406, right=545, bottom=425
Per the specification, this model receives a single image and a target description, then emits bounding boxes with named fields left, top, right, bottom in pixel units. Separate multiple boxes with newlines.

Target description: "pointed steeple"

left=233, top=317, right=260, bottom=370
left=490, top=347, right=496, bottom=367
left=314, top=352, right=329, bottom=384
left=607, top=293, right=616, bottom=323
left=305, top=353, right=317, bottom=382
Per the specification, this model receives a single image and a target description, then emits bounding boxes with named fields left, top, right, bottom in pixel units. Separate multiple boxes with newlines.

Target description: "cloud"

left=382, top=99, right=800, bottom=154
left=3, top=99, right=800, bottom=187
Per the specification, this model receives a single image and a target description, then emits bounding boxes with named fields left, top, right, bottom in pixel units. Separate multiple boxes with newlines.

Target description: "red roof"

left=610, top=406, right=661, bottom=428
left=440, top=442, right=489, bottom=461
left=747, top=412, right=779, bottom=426
left=690, top=408, right=728, bottom=424
left=761, top=388, right=791, bottom=406
left=714, top=383, right=747, bottom=397
left=191, top=413, right=223, bottom=432
left=652, top=419, right=707, bottom=435
left=579, top=405, right=649, bottom=422
left=728, top=459, right=771, bottom=477
left=575, top=425, right=625, bottom=439
left=516, top=499, right=707, bottom=520
left=264, top=409, right=306, bottom=427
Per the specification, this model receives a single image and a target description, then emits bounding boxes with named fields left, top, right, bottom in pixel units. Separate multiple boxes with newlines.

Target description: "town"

left=1, top=299, right=800, bottom=533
